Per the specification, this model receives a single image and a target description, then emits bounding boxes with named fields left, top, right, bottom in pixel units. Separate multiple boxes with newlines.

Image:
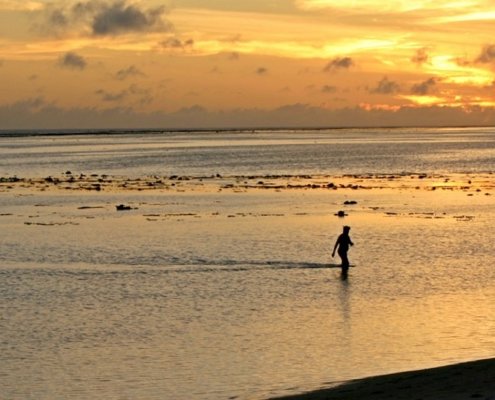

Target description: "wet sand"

left=271, top=358, right=495, bottom=400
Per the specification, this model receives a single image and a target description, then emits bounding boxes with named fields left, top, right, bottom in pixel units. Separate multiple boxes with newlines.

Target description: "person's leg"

left=339, top=251, right=349, bottom=278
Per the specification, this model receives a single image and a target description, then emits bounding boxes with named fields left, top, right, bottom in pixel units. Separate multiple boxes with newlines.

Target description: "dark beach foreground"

left=271, top=358, right=495, bottom=400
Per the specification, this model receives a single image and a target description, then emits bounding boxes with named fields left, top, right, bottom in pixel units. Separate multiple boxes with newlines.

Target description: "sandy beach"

left=272, top=358, right=495, bottom=400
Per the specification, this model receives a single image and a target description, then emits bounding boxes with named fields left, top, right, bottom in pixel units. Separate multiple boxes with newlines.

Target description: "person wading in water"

left=332, top=226, right=354, bottom=279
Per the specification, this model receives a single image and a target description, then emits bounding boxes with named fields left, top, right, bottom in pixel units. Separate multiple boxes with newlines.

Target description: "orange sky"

left=1, top=0, right=495, bottom=128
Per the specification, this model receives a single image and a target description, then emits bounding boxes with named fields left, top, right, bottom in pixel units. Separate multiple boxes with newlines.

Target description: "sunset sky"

left=2, top=0, right=495, bottom=128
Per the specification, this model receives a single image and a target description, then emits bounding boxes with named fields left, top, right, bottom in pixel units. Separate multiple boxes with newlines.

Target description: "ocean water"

left=1, top=127, right=495, bottom=177
left=1, top=127, right=495, bottom=399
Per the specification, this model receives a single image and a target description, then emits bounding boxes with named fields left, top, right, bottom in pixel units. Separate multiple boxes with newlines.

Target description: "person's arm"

left=349, top=237, right=354, bottom=246
left=332, top=237, right=340, bottom=257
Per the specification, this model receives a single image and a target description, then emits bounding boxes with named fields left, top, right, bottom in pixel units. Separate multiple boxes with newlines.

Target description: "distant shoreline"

left=270, top=358, right=495, bottom=400
left=1, top=125, right=494, bottom=138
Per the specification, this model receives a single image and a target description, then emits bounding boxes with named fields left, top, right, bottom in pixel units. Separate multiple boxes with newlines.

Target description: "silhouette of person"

left=332, top=226, right=354, bottom=278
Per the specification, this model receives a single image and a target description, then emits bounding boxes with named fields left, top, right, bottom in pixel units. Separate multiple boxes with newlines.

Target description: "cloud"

left=11, top=96, right=46, bottom=110
left=323, top=57, right=354, bottom=72
left=370, top=76, right=401, bottom=94
left=58, top=52, right=87, bottom=70
left=95, top=84, right=151, bottom=103
left=41, top=0, right=173, bottom=37
left=41, top=4, right=88, bottom=34
left=454, top=56, right=471, bottom=67
left=127, top=83, right=150, bottom=96
left=92, top=1, right=169, bottom=36
left=159, top=37, right=194, bottom=50
left=3, top=99, right=495, bottom=130
left=0, top=1, right=44, bottom=11
left=295, top=0, right=466, bottom=14
left=95, top=89, right=127, bottom=102
left=411, top=77, right=437, bottom=95
left=411, top=48, right=429, bottom=65
left=321, top=85, right=337, bottom=93
left=48, top=8, right=69, bottom=28
left=256, top=67, right=268, bottom=75
left=115, top=65, right=145, bottom=80
left=475, top=44, right=495, bottom=64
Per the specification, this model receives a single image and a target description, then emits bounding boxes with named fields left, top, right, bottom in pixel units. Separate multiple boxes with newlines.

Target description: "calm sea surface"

left=1, top=127, right=495, bottom=177
left=1, top=127, right=495, bottom=399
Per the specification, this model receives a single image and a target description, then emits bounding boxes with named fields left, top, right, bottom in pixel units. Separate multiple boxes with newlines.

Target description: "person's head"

left=343, top=225, right=351, bottom=233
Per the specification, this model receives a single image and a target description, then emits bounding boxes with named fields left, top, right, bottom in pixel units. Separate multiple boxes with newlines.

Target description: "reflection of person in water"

left=332, top=226, right=354, bottom=278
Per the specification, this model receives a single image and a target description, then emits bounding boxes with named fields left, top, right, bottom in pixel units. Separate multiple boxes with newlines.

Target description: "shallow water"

left=1, top=127, right=495, bottom=177
left=1, top=128, right=495, bottom=399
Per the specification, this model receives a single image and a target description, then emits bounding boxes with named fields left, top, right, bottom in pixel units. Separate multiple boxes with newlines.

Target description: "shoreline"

left=3, top=126, right=494, bottom=137
left=270, top=358, right=495, bottom=400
